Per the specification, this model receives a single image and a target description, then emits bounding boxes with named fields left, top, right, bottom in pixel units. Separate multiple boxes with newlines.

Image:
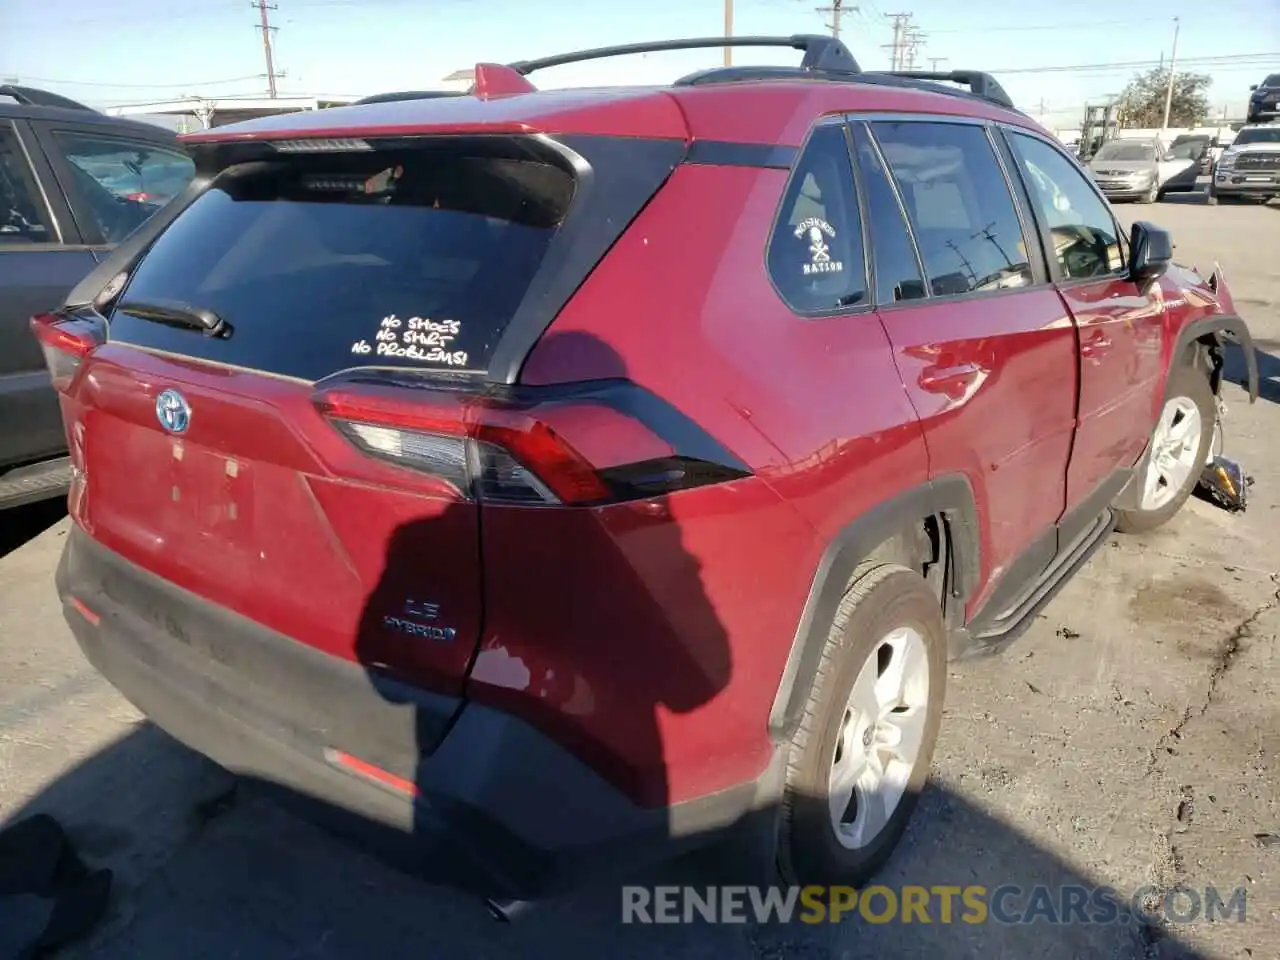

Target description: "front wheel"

left=1115, top=364, right=1215, bottom=534
left=1139, top=180, right=1159, bottom=204
left=777, top=564, right=946, bottom=886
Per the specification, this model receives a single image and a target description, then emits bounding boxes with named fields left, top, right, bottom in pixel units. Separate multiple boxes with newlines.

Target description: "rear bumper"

left=56, top=526, right=774, bottom=898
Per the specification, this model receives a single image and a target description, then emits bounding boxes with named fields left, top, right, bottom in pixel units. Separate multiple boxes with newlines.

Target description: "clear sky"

left=2, top=0, right=1277, bottom=130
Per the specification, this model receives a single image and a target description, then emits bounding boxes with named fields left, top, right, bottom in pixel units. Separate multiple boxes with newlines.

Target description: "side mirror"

left=1250, top=84, right=1258, bottom=91
left=1129, top=221, right=1173, bottom=284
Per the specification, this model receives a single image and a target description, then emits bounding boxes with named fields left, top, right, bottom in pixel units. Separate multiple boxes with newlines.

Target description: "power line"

left=927, top=17, right=1187, bottom=34
left=990, top=53, right=1279, bottom=75
left=5, top=74, right=268, bottom=90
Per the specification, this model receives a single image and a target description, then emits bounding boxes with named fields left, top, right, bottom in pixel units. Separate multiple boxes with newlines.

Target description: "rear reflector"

left=69, top=596, right=101, bottom=627
left=312, top=375, right=751, bottom=507
left=30, top=311, right=107, bottom=392
left=323, top=747, right=420, bottom=797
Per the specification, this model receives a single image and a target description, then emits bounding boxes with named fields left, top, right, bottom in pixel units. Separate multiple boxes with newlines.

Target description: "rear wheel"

left=1115, top=364, right=1215, bottom=534
left=777, top=564, right=946, bottom=886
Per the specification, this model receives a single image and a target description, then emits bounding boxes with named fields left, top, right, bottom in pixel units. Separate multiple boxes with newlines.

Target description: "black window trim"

left=995, top=123, right=1132, bottom=288
left=847, top=119, right=929, bottom=309
left=0, top=118, right=68, bottom=249
left=851, top=111, right=1051, bottom=311
left=30, top=120, right=193, bottom=248
left=763, top=114, right=874, bottom=320
left=984, top=123, right=1051, bottom=288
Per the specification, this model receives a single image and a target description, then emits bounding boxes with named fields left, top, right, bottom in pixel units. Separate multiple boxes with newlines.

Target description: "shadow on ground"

left=0, top=499, right=66, bottom=561
left=1156, top=190, right=1208, bottom=206
left=0, top=722, right=1219, bottom=960
left=1224, top=335, right=1280, bottom=407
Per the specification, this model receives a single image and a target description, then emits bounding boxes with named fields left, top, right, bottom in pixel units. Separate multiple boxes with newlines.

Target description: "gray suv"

left=0, top=85, right=193, bottom=509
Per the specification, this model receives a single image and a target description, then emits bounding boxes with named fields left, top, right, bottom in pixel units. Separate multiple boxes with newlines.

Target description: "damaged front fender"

left=1173, top=263, right=1259, bottom=404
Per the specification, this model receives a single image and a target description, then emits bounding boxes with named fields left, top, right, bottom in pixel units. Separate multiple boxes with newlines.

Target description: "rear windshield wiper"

left=116, top=298, right=231, bottom=339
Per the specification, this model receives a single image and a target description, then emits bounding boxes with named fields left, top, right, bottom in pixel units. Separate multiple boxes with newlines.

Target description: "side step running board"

left=957, top=508, right=1116, bottom=656
left=0, top=457, right=71, bottom=510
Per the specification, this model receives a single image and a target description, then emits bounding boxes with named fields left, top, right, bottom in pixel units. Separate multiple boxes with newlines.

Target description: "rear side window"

left=767, top=124, right=868, bottom=314
left=55, top=132, right=195, bottom=244
left=0, top=127, right=53, bottom=244
left=871, top=121, right=1033, bottom=297
left=109, top=142, right=575, bottom=381
left=850, top=125, right=926, bottom=305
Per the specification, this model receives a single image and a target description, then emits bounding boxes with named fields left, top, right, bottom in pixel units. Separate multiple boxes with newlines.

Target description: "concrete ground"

left=0, top=194, right=1277, bottom=960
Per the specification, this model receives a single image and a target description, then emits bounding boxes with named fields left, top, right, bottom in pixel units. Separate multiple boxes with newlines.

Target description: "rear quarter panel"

left=506, top=163, right=930, bottom=804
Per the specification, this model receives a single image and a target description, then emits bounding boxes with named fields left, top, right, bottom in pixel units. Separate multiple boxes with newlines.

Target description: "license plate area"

left=160, top=439, right=256, bottom=543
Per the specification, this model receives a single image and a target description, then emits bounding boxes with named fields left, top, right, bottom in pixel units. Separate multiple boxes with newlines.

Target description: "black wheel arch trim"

left=1174, top=313, right=1258, bottom=404
left=767, top=474, right=980, bottom=742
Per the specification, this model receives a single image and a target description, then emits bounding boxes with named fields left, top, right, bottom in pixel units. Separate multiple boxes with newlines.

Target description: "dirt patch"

left=1129, top=578, right=1248, bottom=627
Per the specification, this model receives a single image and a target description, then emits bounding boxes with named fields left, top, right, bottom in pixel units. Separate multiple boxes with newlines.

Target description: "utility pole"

left=724, top=0, right=733, bottom=65
left=883, top=13, right=911, bottom=71
left=928, top=56, right=947, bottom=71
left=1161, top=16, right=1180, bottom=131
left=253, top=0, right=280, bottom=98
left=815, top=0, right=855, bottom=39
left=902, top=25, right=925, bottom=70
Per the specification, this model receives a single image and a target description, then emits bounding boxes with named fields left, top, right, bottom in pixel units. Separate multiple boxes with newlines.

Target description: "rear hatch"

left=46, top=126, right=684, bottom=699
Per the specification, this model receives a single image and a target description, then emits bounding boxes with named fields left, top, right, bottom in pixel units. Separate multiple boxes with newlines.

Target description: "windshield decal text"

left=350, top=315, right=469, bottom=366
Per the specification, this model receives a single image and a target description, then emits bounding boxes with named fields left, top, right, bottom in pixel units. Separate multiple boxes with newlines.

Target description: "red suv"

left=36, top=35, right=1258, bottom=903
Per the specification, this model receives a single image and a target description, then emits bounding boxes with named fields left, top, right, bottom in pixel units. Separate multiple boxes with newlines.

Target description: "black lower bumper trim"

left=56, top=527, right=777, bottom=897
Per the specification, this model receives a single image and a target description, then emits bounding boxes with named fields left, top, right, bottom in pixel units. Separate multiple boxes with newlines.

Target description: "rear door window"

left=766, top=123, right=868, bottom=314
left=870, top=121, right=1034, bottom=297
left=52, top=131, right=195, bottom=244
left=108, top=141, right=576, bottom=381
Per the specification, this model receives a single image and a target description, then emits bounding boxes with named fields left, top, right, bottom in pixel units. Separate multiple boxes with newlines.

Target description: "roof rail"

left=879, top=70, right=1014, bottom=109
left=353, top=90, right=467, bottom=105
left=507, top=34, right=861, bottom=77
left=0, top=84, right=97, bottom=112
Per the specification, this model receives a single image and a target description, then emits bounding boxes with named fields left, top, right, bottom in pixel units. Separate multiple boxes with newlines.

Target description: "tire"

left=1138, top=180, right=1158, bottom=204
left=1114, top=363, right=1215, bottom=534
left=776, top=563, right=946, bottom=887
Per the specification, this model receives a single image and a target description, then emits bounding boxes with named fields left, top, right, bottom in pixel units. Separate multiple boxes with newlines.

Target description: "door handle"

left=919, top=362, right=982, bottom=396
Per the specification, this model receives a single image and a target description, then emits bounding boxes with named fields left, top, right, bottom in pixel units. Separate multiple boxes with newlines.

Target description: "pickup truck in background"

left=0, top=85, right=194, bottom=509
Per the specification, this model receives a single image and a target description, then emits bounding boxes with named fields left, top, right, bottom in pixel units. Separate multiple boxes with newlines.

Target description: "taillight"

left=312, top=376, right=751, bottom=507
left=30, top=311, right=106, bottom=392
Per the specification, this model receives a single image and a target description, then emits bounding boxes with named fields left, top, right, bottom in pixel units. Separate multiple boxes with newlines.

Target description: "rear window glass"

left=108, top=144, right=575, bottom=381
